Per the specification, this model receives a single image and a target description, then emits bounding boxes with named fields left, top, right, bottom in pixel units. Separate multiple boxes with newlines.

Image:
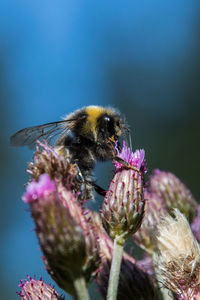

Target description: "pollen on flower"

left=114, top=141, right=146, bottom=172
left=22, top=173, right=56, bottom=203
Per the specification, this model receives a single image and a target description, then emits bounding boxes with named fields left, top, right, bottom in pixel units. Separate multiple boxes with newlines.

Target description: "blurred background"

left=1, top=0, right=200, bottom=299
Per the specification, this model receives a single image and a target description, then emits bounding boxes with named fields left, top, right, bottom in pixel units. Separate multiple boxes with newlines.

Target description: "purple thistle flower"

left=114, top=141, right=146, bottom=173
left=149, top=169, right=197, bottom=222
left=22, top=174, right=100, bottom=295
left=22, top=174, right=56, bottom=203
left=102, top=141, right=146, bottom=242
left=27, top=141, right=93, bottom=201
left=133, top=191, right=167, bottom=254
left=17, top=276, right=64, bottom=299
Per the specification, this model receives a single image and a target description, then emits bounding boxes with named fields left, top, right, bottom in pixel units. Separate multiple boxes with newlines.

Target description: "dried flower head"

left=178, top=286, right=200, bottom=299
left=102, top=142, right=146, bottom=243
left=23, top=174, right=100, bottom=295
left=191, top=205, right=200, bottom=244
left=17, top=276, right=64, bottom=299
left=133, top=191, right=167, bottom=254
left=88, top=211, right=156, bottom=299
left=150, top=169, right=197, bottom=222
left=27, top=141, right=92, bottom=200
left=154, top=209, right=200, bottom=297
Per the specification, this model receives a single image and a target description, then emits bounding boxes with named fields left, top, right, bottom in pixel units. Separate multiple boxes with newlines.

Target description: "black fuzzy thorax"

left=57, top=107, right=124, bottom=183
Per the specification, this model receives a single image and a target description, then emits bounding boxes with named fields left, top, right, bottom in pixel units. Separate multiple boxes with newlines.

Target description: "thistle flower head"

left=178, top=286, right=200, bottom=299
left=154, top=209, right=200, bottom=297
left=17, top=276, right=64, bottom=299
left=28, top=141, right=72, bottom=181
left=191, top=205, right=200, bottom=244
left=27, top=141, right=93, bottom=200
left=22, top=173, right=56, bottom=203
left=101, top=142, right=146, bottom=243
left=133, top=191, right=167, bottom=254
left=114, top=141, right=146, bottom=173
left=150, top=169, right=197, bottom=222
left=23, top=174, right=100, bottom=294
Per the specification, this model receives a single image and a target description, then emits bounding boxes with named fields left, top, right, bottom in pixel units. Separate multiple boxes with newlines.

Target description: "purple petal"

left=114, top=141, right=146, bottom=173
left=22, top=174, right=56, bottom=203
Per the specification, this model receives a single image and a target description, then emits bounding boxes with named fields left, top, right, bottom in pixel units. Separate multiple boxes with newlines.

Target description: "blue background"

left=1, top=1, right=200, bottom=299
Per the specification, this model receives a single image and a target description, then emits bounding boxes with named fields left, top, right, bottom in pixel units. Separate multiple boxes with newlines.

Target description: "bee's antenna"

left=122, top=131, right=128, bottom=148
left=124, top=127, right=132, bottom=151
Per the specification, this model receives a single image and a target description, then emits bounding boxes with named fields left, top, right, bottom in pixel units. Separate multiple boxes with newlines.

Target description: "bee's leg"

left=73, top=163, right=85, bottom=183
left=73, top=165, right=94, bottom=200
left=74, top=165, right=107, bottom=197
left=91, top=182, right=107, bottom=197
left=113, top=156, right=141, bottom=173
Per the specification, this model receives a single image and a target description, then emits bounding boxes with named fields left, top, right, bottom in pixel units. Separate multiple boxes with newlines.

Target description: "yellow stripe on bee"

left=85, top=106, right=104, bottom=139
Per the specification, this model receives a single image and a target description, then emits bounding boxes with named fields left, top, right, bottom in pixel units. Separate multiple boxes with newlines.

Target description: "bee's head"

left=82, top=106, right=125, bottom=144
left=97, top=111, right=124, bottom=143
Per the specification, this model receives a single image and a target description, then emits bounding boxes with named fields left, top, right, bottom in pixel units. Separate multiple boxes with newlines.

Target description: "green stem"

left=107, top=237, right=124, bottom=300
left=73, top=276, right=90, bottom=300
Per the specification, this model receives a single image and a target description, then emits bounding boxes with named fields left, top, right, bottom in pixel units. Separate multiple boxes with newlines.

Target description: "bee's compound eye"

left=100, top=115, right=115, bottom=136
left=100, top=116, right=111, bottom=133
left=103, top=116, right=111, bottom=123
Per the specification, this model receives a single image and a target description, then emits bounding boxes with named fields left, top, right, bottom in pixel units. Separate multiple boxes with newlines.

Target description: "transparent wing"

left=10, top=119, right=74, bottom=149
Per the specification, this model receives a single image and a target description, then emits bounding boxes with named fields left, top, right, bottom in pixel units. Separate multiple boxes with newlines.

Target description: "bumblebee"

left=10, top=105, right=129, bottom=196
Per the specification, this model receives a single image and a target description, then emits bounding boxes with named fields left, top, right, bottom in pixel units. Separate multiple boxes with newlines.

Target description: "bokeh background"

left=1, top=1, right=200, bottom=299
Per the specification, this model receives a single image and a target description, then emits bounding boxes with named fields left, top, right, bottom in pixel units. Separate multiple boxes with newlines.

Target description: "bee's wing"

left=10, top=119, right=75, bottom=149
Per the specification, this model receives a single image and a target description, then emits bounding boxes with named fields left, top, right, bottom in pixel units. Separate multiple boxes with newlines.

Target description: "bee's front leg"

left=113, top=156, right=141, bottom=173
left=91, top=182, right=107, bottom=197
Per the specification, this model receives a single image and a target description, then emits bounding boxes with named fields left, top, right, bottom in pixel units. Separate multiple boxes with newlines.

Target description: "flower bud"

left=17, top=276, right=64, bottom=299
left=154, top=209, right=200, bottom=297
left=22, top=174, right=100, bottom=295
left=133, top=191, right=167, bottom=254
left=150, top=169, right=197, bottom=222
left=101, top=142, right=146, bottom=243
left=178, top=286, right=200, bottom=299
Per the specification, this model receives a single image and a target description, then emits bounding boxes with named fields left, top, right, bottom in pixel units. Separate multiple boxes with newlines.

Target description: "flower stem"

left=73, top=276, right=90, bottom=300
left=107, top=237, right=124, bottom=300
